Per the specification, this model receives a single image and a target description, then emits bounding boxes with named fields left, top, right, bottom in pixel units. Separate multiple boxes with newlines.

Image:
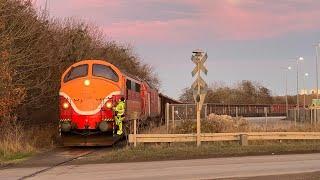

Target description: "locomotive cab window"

left=131, top=81, right=136, bottom=91
left=135, top=83, right=141, bottom=92
left=126, top=79, right=140, bottom=92
left=126, top=79, right=132, bottom=89
left=92, top=64, right=119, bottom=82
left=64, top=64, right=88, bottom=83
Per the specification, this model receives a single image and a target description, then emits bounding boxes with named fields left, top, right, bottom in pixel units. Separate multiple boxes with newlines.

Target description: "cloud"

left=60, top=0, right=121, bottom=9
left=197, top=0, right=320, bottom=40
left=34, top=0, right=320, bottom=42
left=104, top=19, right=198, bottom=43
left=102, top=0, right=320, bottom=42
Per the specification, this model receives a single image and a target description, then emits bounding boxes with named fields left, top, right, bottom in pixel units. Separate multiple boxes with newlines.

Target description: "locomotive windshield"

left=92, top=64, right=119, bottom=82
left=63, top=64, right=88, bottom=83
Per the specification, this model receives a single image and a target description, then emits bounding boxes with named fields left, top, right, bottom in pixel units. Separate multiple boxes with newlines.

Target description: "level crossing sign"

left=191, top=49, right=208, bottom=111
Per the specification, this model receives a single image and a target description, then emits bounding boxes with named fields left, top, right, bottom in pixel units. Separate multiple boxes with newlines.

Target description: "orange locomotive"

left=59, top=60, right=159, bottom=146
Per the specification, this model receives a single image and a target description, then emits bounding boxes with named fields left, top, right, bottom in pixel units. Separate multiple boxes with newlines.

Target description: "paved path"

left=1, top=153, right=320, bottom=180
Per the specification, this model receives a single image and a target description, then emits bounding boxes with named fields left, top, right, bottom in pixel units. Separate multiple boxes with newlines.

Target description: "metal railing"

left=165, top=103, right=288, bottom=123
left=288, top=108, right=320, bottom=124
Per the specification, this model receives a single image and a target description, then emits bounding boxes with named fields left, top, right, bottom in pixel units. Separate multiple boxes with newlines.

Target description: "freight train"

left=59, top=60, right=179, bottom=146
left=206, top=104, right=296, bottom=117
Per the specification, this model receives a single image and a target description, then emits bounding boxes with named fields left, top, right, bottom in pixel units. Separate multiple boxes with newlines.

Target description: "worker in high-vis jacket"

left=114, top=97, right=126, bottom=135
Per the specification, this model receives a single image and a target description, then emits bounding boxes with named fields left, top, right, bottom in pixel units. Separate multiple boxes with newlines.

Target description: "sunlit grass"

left=79, top=140, right=320, bottom=163
left=0, top=122, right=58, bottom=165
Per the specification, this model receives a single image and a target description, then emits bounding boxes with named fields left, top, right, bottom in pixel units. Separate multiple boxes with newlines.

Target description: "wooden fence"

left=129, top=132, right=320, bottom=147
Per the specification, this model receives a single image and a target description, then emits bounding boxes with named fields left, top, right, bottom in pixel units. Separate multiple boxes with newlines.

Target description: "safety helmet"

left=119, top=97, right=125, bottom=102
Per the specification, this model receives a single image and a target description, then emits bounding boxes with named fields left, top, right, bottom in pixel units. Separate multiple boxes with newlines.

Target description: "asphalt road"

left=1, top=153, right=320, bottom=180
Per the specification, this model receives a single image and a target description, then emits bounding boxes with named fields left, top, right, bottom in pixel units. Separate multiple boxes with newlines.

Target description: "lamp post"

left=286, top=66, right=292, bottom=117
left=45, top=0, right=49, bottom=15
left=303, top=73, right=309, bottom=108
left=282, top=66, right=292, bottom=118
left=315, top=43, right=320, bottom=99
left=296, top=57, right=304, bottom=122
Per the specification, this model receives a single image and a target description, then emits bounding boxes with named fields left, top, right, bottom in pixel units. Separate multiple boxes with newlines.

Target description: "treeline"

left=179, top=80, right=318, bottom=105
left=180, top=80, right=288, bottom=104
left=0, top=0, right=159, bottom=124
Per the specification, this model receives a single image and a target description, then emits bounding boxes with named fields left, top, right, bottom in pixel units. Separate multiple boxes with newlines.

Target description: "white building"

left=299, top=89, right=320, bottom=95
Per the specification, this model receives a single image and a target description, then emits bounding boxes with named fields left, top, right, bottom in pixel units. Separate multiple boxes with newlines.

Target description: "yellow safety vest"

left=115, top=101, right=125, bottom=116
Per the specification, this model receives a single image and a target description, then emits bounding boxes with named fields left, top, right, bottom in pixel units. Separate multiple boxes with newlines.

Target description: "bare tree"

left=0, top=0, right=160, bottom=125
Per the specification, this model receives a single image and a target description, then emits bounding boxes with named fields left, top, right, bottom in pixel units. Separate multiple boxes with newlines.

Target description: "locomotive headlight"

left=84, top=79, right=90, bottom=86
left=62, top=102, right=69, bottom=109
left=106, top=102, right=113, bottom=109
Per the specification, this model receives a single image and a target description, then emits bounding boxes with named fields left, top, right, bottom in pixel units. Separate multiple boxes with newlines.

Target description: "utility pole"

left=45, top=0, right=48, bottom=11
left=315, top=43, right=320, bottom=99
left=303, top=73, right=309, bottom=108
left=296, top=57, right=304, bottom=124
left=191, top=49, right=208, bottom=147
left=285, top=71, right=288, bottom=117
left=284, top=66, right=292, bottom=118
left=44, top=0, right=50, bottom=17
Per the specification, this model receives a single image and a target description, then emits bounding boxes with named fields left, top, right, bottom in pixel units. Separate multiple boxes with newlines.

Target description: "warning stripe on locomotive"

left=59, top=91, right=121, bottom=116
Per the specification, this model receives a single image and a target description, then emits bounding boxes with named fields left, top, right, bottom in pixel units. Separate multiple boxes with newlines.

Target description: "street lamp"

left=296, top=56, right=304, bottom=122
left=303, top=72, right=309, bottom=108
left=282, top=66, right=292, bottom=118
left=314, top=43, right=320, bottom=99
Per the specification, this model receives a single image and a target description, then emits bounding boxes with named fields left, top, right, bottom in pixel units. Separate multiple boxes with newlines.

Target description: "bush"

left=0, top=120, right=34, bottom=161
left=0, top=119, right=58, bottom=162
left=175, top=114, right=250, bottom=133
left=179, top=80, right=273, bottom=104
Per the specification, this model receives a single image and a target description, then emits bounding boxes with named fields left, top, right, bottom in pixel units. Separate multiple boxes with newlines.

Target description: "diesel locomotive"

left=59, top=60, right=161, bottom=146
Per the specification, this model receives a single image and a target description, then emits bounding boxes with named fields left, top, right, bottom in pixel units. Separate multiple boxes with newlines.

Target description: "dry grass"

left=0, top=121, right=34, bottom=162
left=0, top=120, right=58, bottom=164
left=142, top=125, right=168, bottom=134
left=170, top=114, right=320, bottom=134
left=249, top=120, right=320, bottom=132
left=75, top=140, right=320, bottom=164
left=174, top=114, right=250, bottom=134
left=72, top=114, right=320, bottom=164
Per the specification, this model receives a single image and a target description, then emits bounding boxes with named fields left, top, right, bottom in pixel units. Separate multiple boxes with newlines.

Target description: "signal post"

left=191, top=49, right=208, bottom=147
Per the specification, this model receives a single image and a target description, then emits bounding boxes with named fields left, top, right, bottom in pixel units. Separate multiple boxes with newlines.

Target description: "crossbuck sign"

left=191, top=49, right=208, bottom=111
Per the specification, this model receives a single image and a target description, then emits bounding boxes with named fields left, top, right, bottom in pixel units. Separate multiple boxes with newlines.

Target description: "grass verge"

left=75, top=140, right=320, bottom=164
left=0, top=151, right=34, bottom=166
left=0, top=122, right=58, bottom=166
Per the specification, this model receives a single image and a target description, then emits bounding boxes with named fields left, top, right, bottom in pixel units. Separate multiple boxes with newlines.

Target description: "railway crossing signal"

left=191, top=49, right=208, bottom=147
left=191, top=49, right=208, bottom=111
left=191, top=53, right=208, bottom=76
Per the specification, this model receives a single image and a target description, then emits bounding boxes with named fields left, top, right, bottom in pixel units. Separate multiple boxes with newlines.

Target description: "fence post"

left=236, top=107, right=239, bottom=118
left=185, top=104, right=188, bottom=120
left=166, top=103, right=170, bottom=133
left=172, top=106, right=175, bottom=129
left=311, top=109, right=313, bottom=125
left=134, top=118, right=137, bottom=147
left=294, top=108, right=297, bottom=127
left=196, top=104, right=201, bottom=147
left=264, top=107, right=268, bottom=132
left=304, top=108, right=306, bottom=123
left=240, top=134, right=248, bottom=146
left=205, top=104, right=208, bottom=119
left=314, top=109, right=316, bottom=125
left=315, top=109, right=318, bottom=125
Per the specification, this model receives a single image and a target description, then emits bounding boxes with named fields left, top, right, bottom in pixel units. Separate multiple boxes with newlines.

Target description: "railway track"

left=0, top=146, right=115, bottom=180
left=19, top=148, right=96, bottom=180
